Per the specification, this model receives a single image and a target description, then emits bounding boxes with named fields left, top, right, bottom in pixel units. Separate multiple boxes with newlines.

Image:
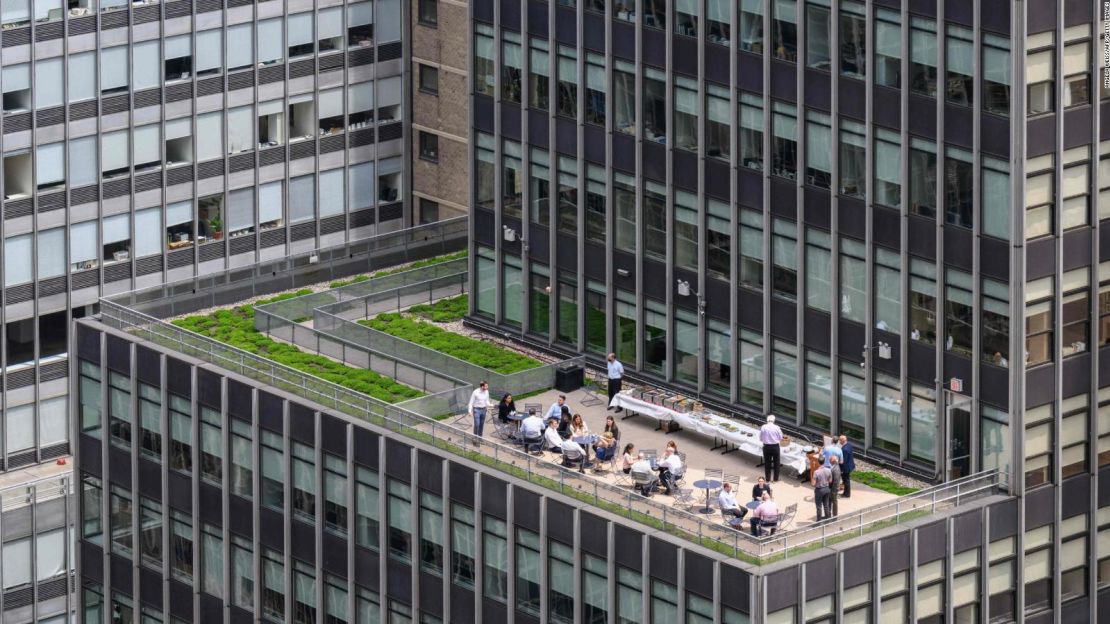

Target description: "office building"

left=0, top=0, right=413, bottom=477
left=467, top=0, right=1109, bottom=618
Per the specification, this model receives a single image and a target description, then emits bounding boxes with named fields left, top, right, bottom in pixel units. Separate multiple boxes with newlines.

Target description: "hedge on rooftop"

left=360, top=312, right=541, bottom=374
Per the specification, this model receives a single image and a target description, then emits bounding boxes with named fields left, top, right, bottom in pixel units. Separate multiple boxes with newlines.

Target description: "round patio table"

left=746, top=500, right=761, bottom=510
left=692, top=478, right=722, bottom=514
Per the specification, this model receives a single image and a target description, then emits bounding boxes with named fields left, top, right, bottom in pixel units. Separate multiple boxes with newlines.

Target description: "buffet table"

left=609, top=393, right=808, bottom=474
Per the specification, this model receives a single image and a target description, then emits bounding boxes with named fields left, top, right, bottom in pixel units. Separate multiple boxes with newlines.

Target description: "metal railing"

left=0, top=472, right=72, bottom=513
left=99, top=296, right=1006, bottom=566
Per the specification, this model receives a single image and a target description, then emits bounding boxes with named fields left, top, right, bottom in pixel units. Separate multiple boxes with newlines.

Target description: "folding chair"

left=778, top=503, right=798, bottom=529
left=524, top=403, right=543, bottom=416
left=671, top=487, right=696, bottom=509
left=631, top=469, right=657, bottom=496
left=562, top=445, right=586, bottom=473
left=579, top=375, right=605, bottom=407
left=704, top=467, right=724, bottom=499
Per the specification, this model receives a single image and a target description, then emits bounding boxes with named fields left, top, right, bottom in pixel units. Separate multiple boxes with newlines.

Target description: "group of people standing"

left=808, top=435, right=856, bottom=521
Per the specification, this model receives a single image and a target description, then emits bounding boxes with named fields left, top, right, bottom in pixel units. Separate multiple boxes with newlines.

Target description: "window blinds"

left=377, top=76, right=402, bottom=108
left=226, top=23, right=253, bottom=70
left=133, top=125, right=161, bottom=167
left=287, top=13, right=314, bottom=47
left=37, top=396, right=67, bottom=447
left=258, top=181, right=283, bottom=223
left=134, top=208, right=162, bottom=257
left=35, top=142, right=64, bottom=187
left=773, top=0, right=796, bottom=24
left=165, top=35, right=191, bottom=60
left=101, top=130, right=129, bottom=172
left=70, top=221, right=97, bottom=264
left=348, top=1, right=372, bottom=26
left=289, top=175, right=315, bottom=223
left=33, top=58, right=63, bottom=109
left=257, top=19, right=284, bottom=63
left=67, top=53, right=95, bottom=101
left=195, top=29, right=222, bottom=73
left=132, top=40, right=161, bottom=89
left=318, top=7, right=343, bottom=39
left=165, top=118, right=191, bottom=141
left=100, top=46, right=128, bottom=91
left=348, top=162, right=375, bottom=209
left=102, top=214, right=130, bottom=244
left=318, top=169, right=344, bottom=217
left=196, top=112, right=223, bottom=161
left=1, top=0, right=29, bottom=25
left=35, top=530, right=66, bottom=581
left=2, top=64, right=28, bottom=94
left=1, top=539, right=30, bottom=589
left=36, top=227, right=64, bottom=279
left=4, top=235, right=32, bottom=286
left=226, top=107, right=254, bottom=154
left=377, top=0, right=401, bottom=42
left=227, top=188, right=255, bottom=232
left=166, top=201, right=193, bottom=227
left=348, top=81, right=374, bottom=113
left=318, top=88, right=343, bottom=119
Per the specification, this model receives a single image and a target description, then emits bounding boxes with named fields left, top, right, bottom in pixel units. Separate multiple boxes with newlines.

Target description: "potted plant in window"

left=209, top=215, right=223, bottom=240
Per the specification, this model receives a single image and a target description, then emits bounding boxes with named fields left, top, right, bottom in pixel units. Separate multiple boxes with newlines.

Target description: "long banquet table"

left=609, top=393, right=808, bottom=474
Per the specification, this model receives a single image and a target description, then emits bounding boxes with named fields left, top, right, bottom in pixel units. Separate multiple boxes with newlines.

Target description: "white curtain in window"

left=1, top=539, right=30, bottom=589
left=807, top=122, right=831, bottom=173
left=1063, top=43, right=1089, bottom=76
left=1, top=0, right=29, bottom=24
left=1062, top=164, right=1089, bottom=197
left=258, top=181, right=282, bottom=223
left=133, top=125, right=161, bottom=166
left=707, top=95, right=729, bottom=123
left=0, top=264, right=29, bottom=320
left=1, top=64, right=28, bottom=94
left=4, top=403, right=34, bottom=452
left=132, top=40, right=161, bottom=89
left=196, top=112, right=223, bottom=161
left=195, top=29, right=222, bottom=73
left=35, top=142, right=64, bottom=187
left=33, top=58, right=63, bottom=108
left=348, top=81, right=374, bottom=113
left=70, top=221, right=97, bottom=263
left=226, top=23, right=253, bottom=69
left=167, top=201, right=192, bottom=226
left=378, top=156, right=401, bottom=176
left=101, top=130, right=129, bottom=172
left=289, top=175, right=315, bottom=223
left=674, top=87, right=698, bottom=115
left=773, top=111, right=796, bottom=140
left=773, top=0, right=796, bottom=24
left=36, top=227, right=64, bottom=279
left=257, top=19, right=284, bottom=63
left=287, top=12, right=313, bottom=47
left=875, top=139, right=900, bottom=185
left=35, top=529, right=66, bottom=581
left=38, top=396, right=67, bottom=447
left=911, top=30, right=937, bottom=68
left=319, top=169, right=344, bottom=217
left=165, top=118, right=191, bottom=141
left=707, top=0, right=727, bottom=22
left=165, top=35, right=191, bottom=60
left=134, top=208, right=162, bottom=257
left=100, top=46, right=128, bottom=91
left=348, top=1, right=373, bottom=26
left=348, top=162, right=375, bottom=209
left=227, top=106, right=254, bottom=154
left=947, top=38, right=973, bottom=75
left=228, top=188, right=255, bottom=232
left=318, top=88, right=343, bottom=119
left=676, top=0, right=696, bottom=15
left=67, top=53, right=95, bottom=102
left=318, top=7, right=343, bottom=39
left=983, top=46, right=1009, bottom=85
left=377, top=0, right=401, bottom=42
left=377, top=76, right=402, bottom=108
left=103, top=214, right=130, bottom=244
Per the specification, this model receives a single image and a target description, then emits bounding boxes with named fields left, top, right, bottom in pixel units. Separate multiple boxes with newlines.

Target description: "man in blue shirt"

left=546, top=395, right=568, bottom=421
left=606, top=353, right=625, bottom=412
left=822, top=438, right=843, bottom=468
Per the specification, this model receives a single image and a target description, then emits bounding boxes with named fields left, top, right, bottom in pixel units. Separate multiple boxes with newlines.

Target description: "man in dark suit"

left=838, top=434, right=855, bottom=498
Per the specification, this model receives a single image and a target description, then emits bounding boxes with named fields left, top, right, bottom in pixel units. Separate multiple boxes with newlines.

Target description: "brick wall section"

left=412, top=132, right=470, bottom=207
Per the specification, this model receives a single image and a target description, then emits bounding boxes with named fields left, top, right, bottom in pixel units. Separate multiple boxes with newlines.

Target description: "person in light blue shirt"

left=545, top=395, right=568, bottom=421
left=822, top=439, right=843, bottom=468
left=606, top=353, right=625, bottom=412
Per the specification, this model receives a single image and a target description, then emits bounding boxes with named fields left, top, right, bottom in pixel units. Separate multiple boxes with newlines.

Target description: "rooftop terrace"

left=95, top=219, right=1008, bottom=566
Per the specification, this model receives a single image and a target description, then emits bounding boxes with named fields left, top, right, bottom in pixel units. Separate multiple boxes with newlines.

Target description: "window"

left=168, top=394, right=191, bottom=473
left=706, top=318, right=731, bottom=393
left=805, top=0, right=830, bottom=70
left=325, top=576, right=348, bottom=624
left=874, top=247, right=901, bottom=334
left=944, top=146, right=973, bottom=229
left=504, top=255, right=525, bottom=329
left=706, top=0, right=728, bottom=44
left=138, top=384, right=161, bottom=461
left=1062, top=268, right=1090, bottom=357
left=230, top=418, right=252, bottom=499
left=839, top=0, right=865, bottom=78
left=418, top=0, right=437, bottom=25
left=1062, top=147, right=1090, bottom=231
left=387, top=479, right=411, bottom=561
left=613, top=59, right=635, bottom=134
left=981, top=278, right=1009, bottom=368
left=674, top=191, right=699, bottom=271
left=1025, top=275, right=1054, bottom=367
left=324, top=454, right=348, bottom=536
left=170, top=509, right=193, bottom=582
left=585, top=164, right=606, bottom=242
left=983, top=34, right=1010, bottom=115
left=706, top=199, right=731, bottom=279
left=164, top=35, right=193, bottom=81
left=804, top=350, right=831, bottom=429
left=739, top=209, right=764, bottom=291
left=771, top=101, right=798, bottom=179
left=674, top=0, right=697, bottom=37
left=100, top=46, right=128, bottom=94
left=450, top=504, right=475, bottom=587
left=585, top=53, right=606, bottom=125
left=1027, top=36, right=1055, bottom=116
left=873, top=127, right=901, bottom=207
left=1063, top=40, right=1090, bottom=108
left=418, top=132, right=439, bottom=162
left=674, top=308, right=699, bottom=384
left=230, top=537, right=254, bottom=610
left=293, top=560, right=317, bottom=623
left=945, top=268, right=973, bottom=356
left=804, top=109, right=831, bottom=188
left=556, top=155, right=577, bottom=230
left=739, top=92, right=764, bottom=170
left=1023, top=525, right=1054, bottom=611
left=529, top=147, right=550, bottom=226
left=101, top=130, right=130, bottom=177
left=260, top=429, right=284, bottom=509
left=318, top=7, right=344, bottom=51
left=34, top=57, right=63, bottom=110
left=109, top=486, right=133, bottom=557
left=355, top=466, right=380, bottom=550
left=772, top=340, right=798, bottom=417
left=910, top=17, right=937, bottom=97
left=1025, top=153, right=1054, bottom=239
left=839, top=119, right=865, bottom=198
left=474, top=133, right=495, bottom=210
left=108, top=371, right=132, bottom=450
left=740, top=329, right=764, bottom=407
left=643, top=67, right=667, bottom=142
left=644, top=299, right=667, bottom=373
left=418, top=491, right=443, bottom=574
left=529, top=38, right=550, bottom=109
left=556, top=45, right=577, bottom=117
left=549, top=541, right=575, bottom=622
left=640, top=180, right=667, bottom=262
left=771, top=219, right=797, bottom=301
left=909, top=138, right=937, bottom=218
left=805, top=228, right=831, bottom=311
left=839, top=237, right=865, bottom=323
left=197, top=406, right=221, bottom=485
left=873, top=372, right=901, bottom=453
left=740, top=0, right=763, bottom=53
left=981, top=155, right=1010, bottom=240
left=644, top=0, right=665, bottom=29
left=875, top=8, right=900, bottom=87
left=290, top=442, right=316, bottom=522
left=262, top=548, right=285, bottom=620
left=946, top=25, right=974, bottom=105
left=772, top=0, right=797, bottom=61
left=909, top=383, right=937, bottom=463
left=79, top=361, right=102, bottom=438
left=202, top=524, right=224, bottom=599
left=616, top=567, right=642, bottom=624
left=703, top=84, right=730, bottom=160
left=501, top=31, right=522, bottom=103
left=418, top=64, right=438, bottom=94
left=1, top=64, right=30, bottom=113
left=1061, top=394, right=1089, bottom=478
left=482, top=516, right=508, bottom=601
left=474, top=24, right=495, bottom=97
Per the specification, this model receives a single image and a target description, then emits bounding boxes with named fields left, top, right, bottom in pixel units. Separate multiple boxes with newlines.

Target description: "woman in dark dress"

left=557, top=405, right=573, bottom=437
left=497, top=394, right=516, bottom=424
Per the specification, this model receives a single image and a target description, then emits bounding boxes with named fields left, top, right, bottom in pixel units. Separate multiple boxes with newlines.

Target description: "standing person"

left=759, top=415, right=783, bottom=482
left=468, top=381, right=491, bottom=437
left=606, top=353, right=625, bottom=411
left=829, top=456, right=842, bottom=517
left=822, top=436, right=843, bottom=467
left=813, top=463, right=832, bottom=521
left=839, top=435, right=855, bottom=498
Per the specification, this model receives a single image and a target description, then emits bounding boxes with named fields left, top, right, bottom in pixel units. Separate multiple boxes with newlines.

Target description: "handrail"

left=0, top=473, right=71, bottom=512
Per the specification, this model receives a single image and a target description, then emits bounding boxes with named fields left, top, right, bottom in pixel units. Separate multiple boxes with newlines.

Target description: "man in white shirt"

left=606, top=353, right=625, bottom=412
left=467, top=381, right=490, bottom=437
left=656, top=448, right=683, bottom=495
left=545, top=395, right=568, bottom=421
left=559, top=437, right=586, bottom=470
left=519, top=410, right=545, bottom=452
left=543, top=418, right=564, bottom=452
left=759, top=415, right=784, bottom=482
left=718, top=482, right=747, bottom=522
left=630, top=453, right=658, bottom=495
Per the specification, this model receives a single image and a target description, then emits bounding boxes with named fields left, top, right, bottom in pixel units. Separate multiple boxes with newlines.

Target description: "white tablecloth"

left=609, top=393, right=808, bottom=473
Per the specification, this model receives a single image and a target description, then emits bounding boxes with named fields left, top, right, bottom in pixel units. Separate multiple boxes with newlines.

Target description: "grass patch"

left=172, top=292, right=423, bottom=403
left=329, top=251, right=468, bottom=288
left=854, top=471, right=920, bottom=496
left=360, top=313, right=541, bottom=374
left=329, top=274, right=371, bottom=289
left=409, top=294, right=468, bottom=323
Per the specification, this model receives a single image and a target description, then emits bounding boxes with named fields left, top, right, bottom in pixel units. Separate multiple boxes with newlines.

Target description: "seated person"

left=593, top=432, right=616, bottom=463
left=655, top=448, right=683, bottom=495
left=559, top=438, right=586, bottom=467
left=602, top=415, right=620, bottom=441
left=545, top=395, right=569, bottom=421
left=543, top=418, right=564, bottom=452
left=497, top=394, right=516, bottom=424
left=751, top=477, right=773, bottom=501
left=750, top=493, right=780, bottom=537
left=570, top=413, right=590, bottom=438
left=518, top=410, right=545, bottom=452
left=557, top=406, right=573, bottom=438
left=718, top=482, right=748, bottom=523
left=630, top=453, right=658, bottom=495
left=620, top=444, right=637, bottom=474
